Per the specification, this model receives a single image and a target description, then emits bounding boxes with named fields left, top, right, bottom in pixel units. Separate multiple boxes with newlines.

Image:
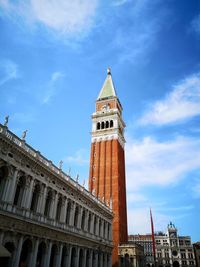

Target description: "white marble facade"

left=0, top=124, right=113, bottom=267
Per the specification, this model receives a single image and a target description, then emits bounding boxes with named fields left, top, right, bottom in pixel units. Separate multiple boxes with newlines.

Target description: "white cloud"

left=139, top=72, right=200, bottom=125
left=156, top=205, right=194, bottom=212
left=0, top=0, right=98, bottom=36
left=192, top=180, right=200, bottom=198
left=191, top=14, right=200, bottom=36
left=64, top=149, right=89, bottom=166
left=125, top=136, right=200, bottom=190
left=112, top=0, right=130, bottom=6
left=128, top=207, right=170, bottom=234
left=127, top=204, right=193, bottom=234
left=43, top=71, right=65, bottom=104
left=0, top=59, right=19, bottom=87
left=112, top=0, right=167, bottom=63
left=127, top=192, right=147, bottom=203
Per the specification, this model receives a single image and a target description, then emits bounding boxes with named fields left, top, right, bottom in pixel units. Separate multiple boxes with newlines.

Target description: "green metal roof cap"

left=97, top=68, right=117, bottom=100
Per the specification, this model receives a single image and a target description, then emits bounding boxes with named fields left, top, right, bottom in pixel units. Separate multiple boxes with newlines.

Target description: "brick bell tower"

left=89, top=68, right=128, bottom=267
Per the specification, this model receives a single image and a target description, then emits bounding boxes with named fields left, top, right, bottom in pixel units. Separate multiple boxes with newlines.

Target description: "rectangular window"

left=181, top=253, right=186, bottom=259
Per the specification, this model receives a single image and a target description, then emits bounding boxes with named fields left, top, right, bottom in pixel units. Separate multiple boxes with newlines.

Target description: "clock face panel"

left=170, top=232, right=176, bottom=237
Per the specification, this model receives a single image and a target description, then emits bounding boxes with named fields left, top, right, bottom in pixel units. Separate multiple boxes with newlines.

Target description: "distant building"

left=119, top=243, right=145, bottom=267
left=129, top=234, right=153, bottom=266
left=129, top=222, right=196, bottom=267
left=193, top=243, right=200, bottom=267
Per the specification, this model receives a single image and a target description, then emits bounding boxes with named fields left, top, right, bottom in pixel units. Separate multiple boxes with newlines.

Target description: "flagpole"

left=150, top=208, right=156, bottom=267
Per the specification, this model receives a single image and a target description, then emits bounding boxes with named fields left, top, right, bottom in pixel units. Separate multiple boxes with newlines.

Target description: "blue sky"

left=0, top=0, right=200, bottom=241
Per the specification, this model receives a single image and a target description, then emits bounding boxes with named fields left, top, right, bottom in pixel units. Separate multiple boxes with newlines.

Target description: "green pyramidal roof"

left=97, top=68, right=117, bottom=100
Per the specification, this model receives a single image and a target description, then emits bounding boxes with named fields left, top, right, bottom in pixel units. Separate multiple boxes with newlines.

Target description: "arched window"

left=19, top=239, right=32, bottom=267
left=85, top=250, right=90, bottom=267
left=0, top=166, right=8, bottom=201
left=66, top=201, right=71, bottom=225
left=71, top=248, right=76, bottom=267
left=81, top=209, right=86, bottom=230
left=106, top=121, right=109, bottom=128
left=78, top=249, right=84, bottom=267
left=96, top=122, right=100, bottom=130
left=88, top=213, right=91, bottom=233
left=50, top=244, right=58, bottom=267
left=56, top=196, right=62, bottom=221
left=92, top=251, right=96, bottom=266
left=61, top=246, right=68, bottom=267
left=74, top=206, right=79, bottom=228
left=30, top=183, right=40, bottom=212
left=125, top=253, right=130, bottom=267
left=101, top=121, right=105, bottom=129
left=110, top=120, right=114, bottom=128
left=13, top=175, right=26, bottom=207
left=36, top=242, right=46, bottom=267
left=44, top=190, right=53, bottom=217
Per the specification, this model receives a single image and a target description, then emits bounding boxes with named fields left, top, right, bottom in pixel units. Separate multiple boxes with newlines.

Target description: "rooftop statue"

left=4, top=115, right=9, bottom=127
left=22, top=130, right=28, bottom=140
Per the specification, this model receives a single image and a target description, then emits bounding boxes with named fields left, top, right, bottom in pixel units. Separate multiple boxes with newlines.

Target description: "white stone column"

left=56, top=243, right=63, bottom=267
left=108, top=254, right=112, bottom=267
left=20, top=176, right=30, bottom=207
left=95, top=251, right=99, bottom=267
left=4, top=167, right=18, bottom=203
left=99, top=252, right=103, bottom=267
left=97, top=217, right=100, bottom=236
left=36, top=188, right=43, bottom=214
left=60, top=197, right=68, bottom=223
left=91, top=214, right=95, bottom=234
left=89, top=250, right=93, bottom=267
left=108, top=224, right=112, bottom=240
left=66, top=246, right=72, bottom=267
left=104, top=253, right=108, bottom=267
left=2, top=177, right=11, bottom=202
left=85, top=210, right=89, bottom=232
left=24, top=177, right=35, bottom=209
left=75, top=247, right=80, bottom=267
left=78, top=207, right=83, bottom=229
left=70, top=202, right=76, bottom=226
left=83, top=249, right=87, bottom=267
left=45, top=241, right=52, bottom=267
left=100, top=220, right=103, bottom=237
left=52, top=191, right=58, bottom=219
left=13, top=235, right=23, bottom=267
left=40, top=184, right=47, bottom=214
left=29, top=239, right=39, bottom=267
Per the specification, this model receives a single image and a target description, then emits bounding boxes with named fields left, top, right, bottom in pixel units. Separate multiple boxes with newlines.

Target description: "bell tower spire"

left=89, top=68, right=128, bottom=267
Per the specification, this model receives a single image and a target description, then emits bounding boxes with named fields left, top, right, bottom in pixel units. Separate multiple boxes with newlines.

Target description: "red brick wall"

left=89, top=139, right=128, bottom=267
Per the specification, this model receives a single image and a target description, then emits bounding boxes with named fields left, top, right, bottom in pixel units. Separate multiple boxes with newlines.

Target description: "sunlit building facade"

left=0, top=123, right=113, bottom=267
left=129, top=223, right=196, bottom=267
